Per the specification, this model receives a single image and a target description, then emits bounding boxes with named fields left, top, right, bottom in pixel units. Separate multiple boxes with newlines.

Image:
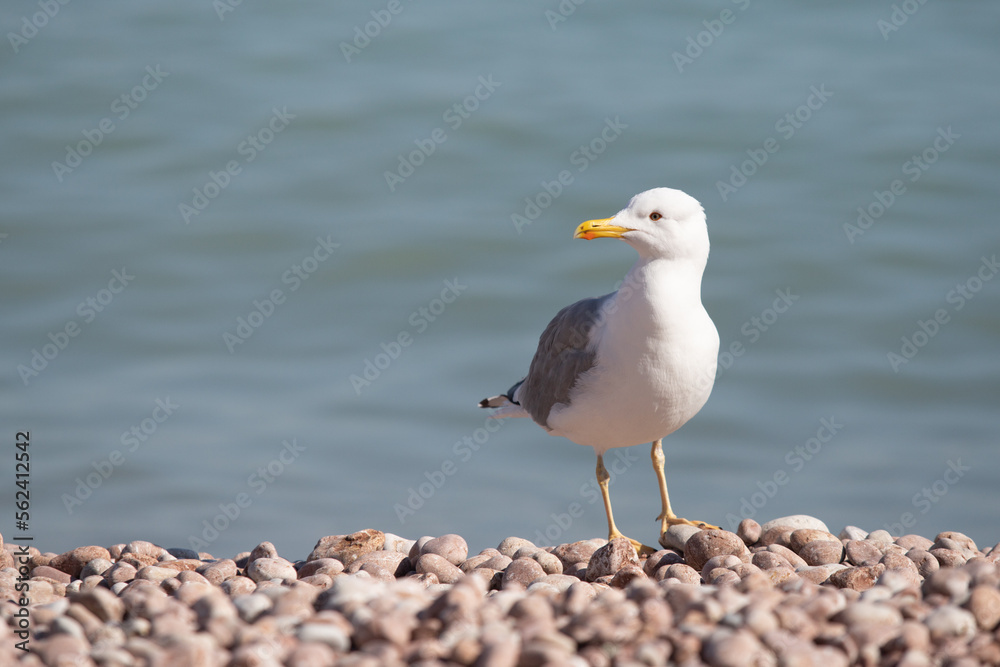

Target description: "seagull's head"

left=574, top=188, right=709, bottom=263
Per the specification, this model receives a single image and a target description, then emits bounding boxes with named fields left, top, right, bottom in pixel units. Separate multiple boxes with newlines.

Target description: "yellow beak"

left=574, top=217, right=631, bottom=240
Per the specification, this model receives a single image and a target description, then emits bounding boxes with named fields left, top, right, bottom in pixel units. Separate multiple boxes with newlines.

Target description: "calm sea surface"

left=2, top=1, right=998, bottom=559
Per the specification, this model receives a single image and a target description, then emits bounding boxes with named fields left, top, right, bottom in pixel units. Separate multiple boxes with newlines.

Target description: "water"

left=2, top=1, right=998, bottom=559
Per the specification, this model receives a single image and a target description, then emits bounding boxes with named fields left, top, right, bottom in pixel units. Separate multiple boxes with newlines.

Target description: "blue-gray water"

left=2, top=2, right=998, bottom=559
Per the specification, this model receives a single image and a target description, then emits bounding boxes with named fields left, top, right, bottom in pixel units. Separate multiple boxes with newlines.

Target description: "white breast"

left=546, top=259, right=719, bottom=454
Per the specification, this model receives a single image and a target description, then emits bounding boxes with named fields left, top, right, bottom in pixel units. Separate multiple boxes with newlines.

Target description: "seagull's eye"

left=649, top=212, right=662, bottom=221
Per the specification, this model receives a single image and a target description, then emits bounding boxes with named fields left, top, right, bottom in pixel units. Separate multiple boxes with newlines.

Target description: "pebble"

left=935, top=531, right=978, bottom=554
left=829, top=564, right=885, bottom=591
left=345, top=550, right=409, bottom=576
left=70, top=587, right=125, bottom=623
left=931, top=547, right=967, bottom=568
left=659, top=523, right=701, bottom=551
left=661, top=563, right=701, bottom=584
left=479, top=553, right=514, bottom=571
left=846, top=539, right=884, bottom=567
left=767, top=544, right=808, bottom=569
left=79, top=558, right=114, bottom=580
left=752, top=551, right=791, bottom=571
left=503, top=557, right=547, bottom=588
left=798, top=540, right=843, bottom=566
left=497, top=536, right=536, bottom=558
left=382, top=532, right=415, bottom=555
left=881, top=551, right=920, bottom=576
left=197, top=559, right=238, bottom=585
left=233, top=593, right=274, bottom=623
left=765, top=565, right=799, bottom=586
left=897, top=534, right=934, bottom=551
left=511, top=545, right=540, bottom=560
left=535, top=573, right=579, bottom=593
left=736, top=519, right=761, bottom=546
left=414, top=553, right=464, bottom=584
left=839, top=525, right=868, bottom=541
left=11, top=521, right=1000, bottom=666
left=759, top=526, right=794, bottom=548
left=703, top=628, right=766, bottom=667
left=797, top=563, right=846, bottom=584
left=551, top=539, right=601, bottom=568
left=122, top=540, right=165, bottom=559
left=924, top=605, right=978, bottom=641
left=709, top=569, right=741, bottom=587
left=701, top=554, right=742, bottom=579
left=965, top=585, right=1000, bottom=630
left=643, top=549, right=683, bottom=576
left=166, top=547, right=201, bottom=560
left=221, top=576, right=256, bottom=597
left=761, top=515, right=830, bottom=533
left=119, top=553, right=158, bottom=570
left=925, top=567, right=972, bottom=601
left=157, top=558, right=204, bottom=573
left=297, top=621, right=351, bottom=652
left=789, top=529, right=841, bottom=552
left=420, top=534, right=468, bottom=565
left=835, top=600, right=903, bottom=627
left=31, top=565, right=72, bottom=584
left=308, top=529, right=385, bottom=566
left=48, top=546, right=112, bottom=578
left=866, top=529, right=894, bottom=548
left=610, top=564, right=646, bottom=588
left=135, top=565, right=180, bottom=583
left=683, top=530, right=748, bottom=573
left=585, top=538, right=639, bottom=581
left=529, top=550, right=563, bottom=575
left=247, top=541, right=279, bottom=564
left=246, top=557, right=298, bottom=584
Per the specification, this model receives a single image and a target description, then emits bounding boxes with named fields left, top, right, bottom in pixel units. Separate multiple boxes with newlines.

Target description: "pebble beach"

left=4, top=516, right=1000, bottom=666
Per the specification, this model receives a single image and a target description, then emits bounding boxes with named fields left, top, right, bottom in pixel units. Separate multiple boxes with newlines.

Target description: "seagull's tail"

left=478, top=380, right=530, bottom=419
left=478, top=395, right=511, bottom=408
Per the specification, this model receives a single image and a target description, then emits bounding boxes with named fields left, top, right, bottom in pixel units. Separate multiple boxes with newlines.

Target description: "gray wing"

left=518, top=293, right=613, bottom=429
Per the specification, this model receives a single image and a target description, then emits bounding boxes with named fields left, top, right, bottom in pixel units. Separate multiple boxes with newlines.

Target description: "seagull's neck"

left=600, top=254, right=713, bottom=365
left=622, top=256, right=707, bottom=307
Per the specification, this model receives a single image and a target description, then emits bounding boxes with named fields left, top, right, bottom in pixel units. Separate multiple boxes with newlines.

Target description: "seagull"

left=480, top=187, right=720, bottom=553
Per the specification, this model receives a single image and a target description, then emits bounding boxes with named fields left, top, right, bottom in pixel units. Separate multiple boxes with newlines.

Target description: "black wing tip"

left=478, top=398, right=490, bottom=408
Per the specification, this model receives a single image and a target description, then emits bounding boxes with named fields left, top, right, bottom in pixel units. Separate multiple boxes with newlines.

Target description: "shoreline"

left=3, top=515, right=999, bottom=666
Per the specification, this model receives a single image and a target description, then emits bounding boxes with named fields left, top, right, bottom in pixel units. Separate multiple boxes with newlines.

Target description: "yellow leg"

left=597, top=454, right=655, bottom=556
left=652, top=439, right=719, bottom=533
